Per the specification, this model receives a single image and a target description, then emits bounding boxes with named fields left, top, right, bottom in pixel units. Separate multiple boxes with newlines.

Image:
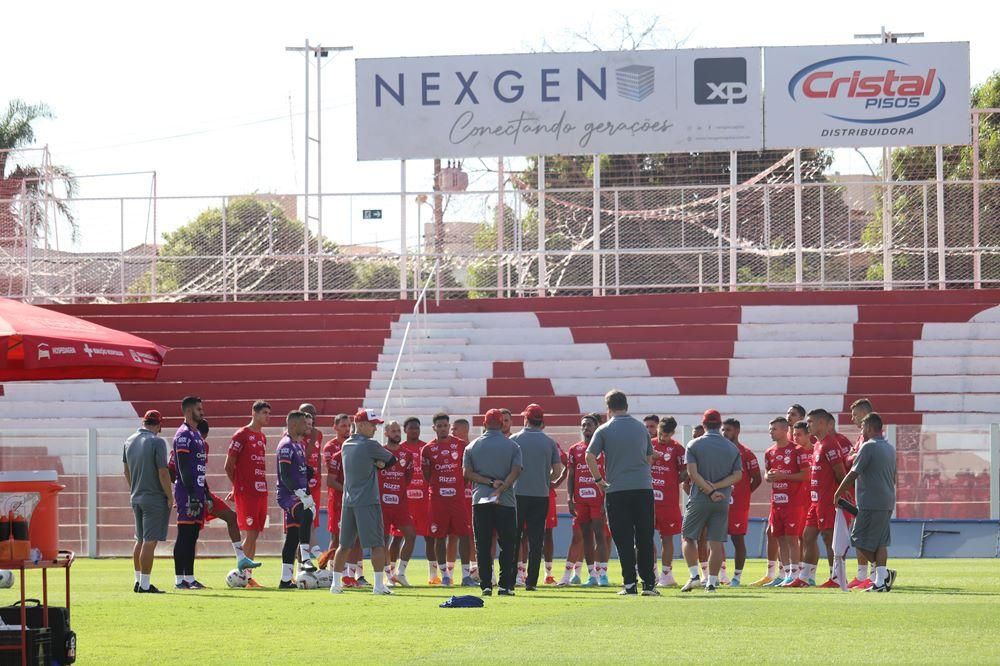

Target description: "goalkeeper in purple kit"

left=277, top=410, right=319, bottom=588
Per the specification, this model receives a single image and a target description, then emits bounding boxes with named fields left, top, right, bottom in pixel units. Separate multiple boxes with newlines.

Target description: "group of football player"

left=155, top=394, right=886, bottom=593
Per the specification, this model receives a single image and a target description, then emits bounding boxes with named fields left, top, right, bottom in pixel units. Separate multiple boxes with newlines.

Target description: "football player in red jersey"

left=762, top=417, right=808, bottom=586
left=317, top=414, right=350, bottom=571
left=752, top=403, right=808, bottom=586
left=379, top=421, right=416, bottom=586
left=422, top=413, right=473, bottom=586
left=787, top=409, right=847, bottom=587
left=298, top=403, right=324, bottom=559
left=223, top=402, right=270, bottom=585
left=651, top=417, right=687, bottom=586
left=500, top=409, right=513, bottom=437
left=565, top=413, right=609, bottom=586
left=224, top=400, right=271, bottom=586
left=722, top=418, right=761, bottom=586
left=643, top=414, right=659, bottom=441
left=397, top=417, right=438, bottom=583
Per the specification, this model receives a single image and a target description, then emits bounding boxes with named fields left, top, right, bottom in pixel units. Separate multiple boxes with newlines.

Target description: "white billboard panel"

left=764, top=42, right=970, bottom=148
left=356, top=48, right=764, bottom=160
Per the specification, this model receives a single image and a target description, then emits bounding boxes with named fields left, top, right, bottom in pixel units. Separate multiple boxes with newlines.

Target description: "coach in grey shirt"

left=330, top=408, right=396, bottom=594
left=511, top=404, right=563, bottom=590
left=681, top=409, right=742, bottom=592
left=586, top=390, right=657, bottom=595
left=464, top=408, right=523, bottom=595
left=123, top=410, right=172, bottom=593
left=835, top=411, right=897, bottom=592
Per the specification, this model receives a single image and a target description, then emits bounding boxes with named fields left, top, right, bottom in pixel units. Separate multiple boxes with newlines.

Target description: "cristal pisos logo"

left=787, top=55, right=945, bottom=124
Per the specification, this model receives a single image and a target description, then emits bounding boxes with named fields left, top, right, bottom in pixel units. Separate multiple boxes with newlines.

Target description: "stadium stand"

left=0, top=289, right=995, bottom=554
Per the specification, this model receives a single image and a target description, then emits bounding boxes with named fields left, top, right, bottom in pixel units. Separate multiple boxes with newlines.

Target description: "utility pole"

left=852, top=27, right=925, bottom=290
left=853, top=26, right=925, bottom=43
left=286, top=40, right=353, bottom=300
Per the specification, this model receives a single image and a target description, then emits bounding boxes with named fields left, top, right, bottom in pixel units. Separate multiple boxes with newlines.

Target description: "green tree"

left=0, top=99, right=77, bottom=245
left=130, top=197, right=354, bottom=301
left=865, top=72, right=1000, bottom=284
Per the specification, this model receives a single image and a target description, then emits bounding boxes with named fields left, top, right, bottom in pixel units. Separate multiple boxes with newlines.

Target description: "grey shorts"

left=682, top=498, right=729, bottom=543
left=851, top=508, right=892, bottom=552
left=132, top=498, right=170, bottom=542
left=339, top=503, right=385, bottom=549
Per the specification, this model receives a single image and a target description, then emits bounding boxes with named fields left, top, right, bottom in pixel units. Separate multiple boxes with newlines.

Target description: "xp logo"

left=694, top=57, right=748, bottom=105
left=787, top=55, right=944, bottom=123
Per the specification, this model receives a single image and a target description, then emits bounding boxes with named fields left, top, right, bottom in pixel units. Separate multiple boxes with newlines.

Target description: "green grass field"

left=5, top=558, right=1000, bottom=664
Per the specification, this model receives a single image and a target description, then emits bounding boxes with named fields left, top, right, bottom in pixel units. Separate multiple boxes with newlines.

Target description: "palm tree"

left=0, top=99, right=78, bottom=247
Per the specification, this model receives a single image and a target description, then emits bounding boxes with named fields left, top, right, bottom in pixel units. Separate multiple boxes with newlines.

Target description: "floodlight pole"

left=852, top=28, right=925, bottom=291
left=286, top=41, right=353, bottom=300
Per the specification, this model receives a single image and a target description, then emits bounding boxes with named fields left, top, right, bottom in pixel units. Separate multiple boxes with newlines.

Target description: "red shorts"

left=728, top=501, right=751, bottom=536
left=805, top=501, right=836, bottom=531
left=381, top=502, right=414, bottom=534
left=428, top=496, right=470, bottom=537
left=571, top=502, right=605, bottom=528
left=408, top=491, right=430, bottom=537
left=546, top=490, right=558, bottom=529
left=655, top=504, right=683, bottom=536
left=233, top=492, right=268, bottom=531
left=327, top=497, right=342, bottom=535
left=769, top=503, right=807, bottom=537
left=203, top=492, right=231, bottom=524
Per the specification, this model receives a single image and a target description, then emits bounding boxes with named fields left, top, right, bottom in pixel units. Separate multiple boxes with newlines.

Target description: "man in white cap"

left=329, top=408, right=397, bottom=595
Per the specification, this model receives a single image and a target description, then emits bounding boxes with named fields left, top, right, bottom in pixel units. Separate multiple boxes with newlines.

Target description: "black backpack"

left=1, top=599, right=75, bottom=665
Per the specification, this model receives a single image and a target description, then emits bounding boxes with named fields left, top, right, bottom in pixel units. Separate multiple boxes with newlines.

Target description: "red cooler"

left=0, top=470, right=64, bottom=561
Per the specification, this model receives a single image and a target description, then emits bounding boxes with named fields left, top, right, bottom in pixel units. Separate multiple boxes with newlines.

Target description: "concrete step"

left=523, top=359, right=651, bottom=378
left=0, top=380, right=124, bottom=402
left=911, top=375, right=1000, bottom=393
left=728, top=358, right=850, bottom=376
left=735, top=323, right=855, bottom=342
left=914, top=356, right=1000, bottom=375
left=576, top=394, right=847, bottom=414
left=368, top=378, right=487, bottom=392
left=380, top=396, right=481, bottom=411
left=741, top=305, right=857, bottom=324
left=0, top=401, right=137, bottom=419
left=386, top=328, right=575, bottom=345
left=377, top=352, right=464, bottom=363
left=365, top=388, right=455, bottom=399
left=735, top=341, right=853, bottom=358
left=728, top=376, right=848, bottom=395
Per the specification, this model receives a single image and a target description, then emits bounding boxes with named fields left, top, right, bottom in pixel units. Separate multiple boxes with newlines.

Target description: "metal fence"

left=0, top=423, right=994, bottom=557
left=1, top=110, right=998, bottom=303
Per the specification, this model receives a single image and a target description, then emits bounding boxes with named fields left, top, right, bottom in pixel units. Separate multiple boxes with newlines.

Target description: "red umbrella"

left=0, top=298, right=169, bottom=381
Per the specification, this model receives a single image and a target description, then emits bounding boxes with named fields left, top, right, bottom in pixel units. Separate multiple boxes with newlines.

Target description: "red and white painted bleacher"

left=4, top=290, right=1000, bottom=431
left=0, top=289, right=996, bottom=554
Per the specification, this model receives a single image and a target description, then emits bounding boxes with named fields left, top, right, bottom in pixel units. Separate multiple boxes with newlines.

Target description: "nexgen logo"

left=787, top=55, right=946, bottom=124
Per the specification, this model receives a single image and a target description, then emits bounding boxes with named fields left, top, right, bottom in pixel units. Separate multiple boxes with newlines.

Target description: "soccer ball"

left=314, top=569, right=332, bottom=588
left=0, top=570, right=12, bottom=589
left=296, top=571, right=318, bottom=590
left=225, top=569, right=249, bottom=589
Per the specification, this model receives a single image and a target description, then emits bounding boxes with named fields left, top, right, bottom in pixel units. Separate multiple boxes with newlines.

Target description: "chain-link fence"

left=2, top=111, right=999, bottom=303
left=0, top=422, right=993, bottom=557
